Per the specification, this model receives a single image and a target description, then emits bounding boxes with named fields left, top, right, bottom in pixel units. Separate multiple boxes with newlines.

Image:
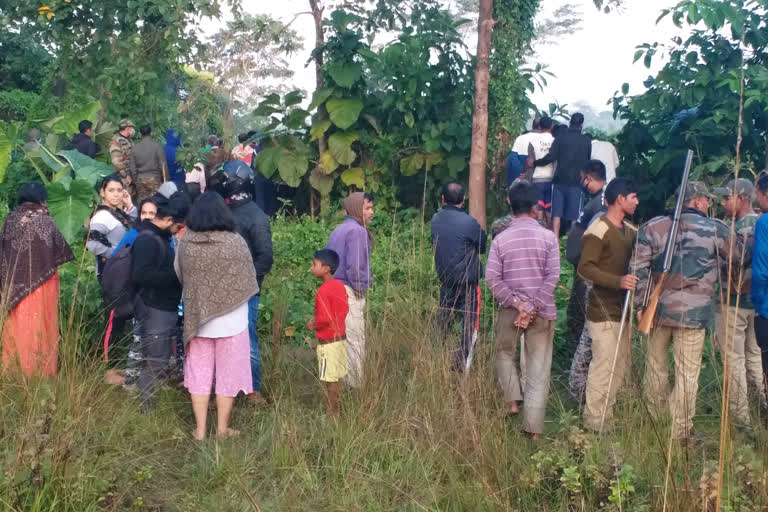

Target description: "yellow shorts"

left=316, top=340, right=348, bottom=383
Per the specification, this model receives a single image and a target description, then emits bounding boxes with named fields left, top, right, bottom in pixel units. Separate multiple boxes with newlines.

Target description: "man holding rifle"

left=577, top=178, right=638, bottom=432
left=632, top=181, right=739, bottom=442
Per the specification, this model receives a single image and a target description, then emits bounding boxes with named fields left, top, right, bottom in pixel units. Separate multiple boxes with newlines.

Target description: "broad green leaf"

left=309, top=169, right=334, bottom=195
left=95, top=122, right=117, bottom=151
left=633, top=49, right=644, bottom=63
left=327, top=62, right=363, bottom=88
left=319, top=151, right=339, bottom=175
left=44, top=100, right=102, bottom=137
left=261, top=93, right=281, bottom=105
left=404, top=112, right=415, bottom=128
left=621, top=82, right=629, bottom=95
left=47, top=179, right=95, bottom=243
left=445, top=156, right=465, bottom=177
left=326, top=98, right=363, bottom=130
left=277, top=152, right=308, bottom=188
left=308, top=88, right=334, bottom=111
left=58, top=150, right=114, bottom=182
left=283, top=109, right=309, bottom=130
left=255, top=147, right=283, bottom=178
left=54, top=175, right=73, bottom=191
left=310, top=120, right=332, bottom=141
left=284, top=90, right=304, bottom=107
left=38, top=143, right=68, bottom=175
left=362, top=114, right=381, bottom=135
left=424, top=151, right=443, bottom=171
left=254, top=103, right=283, bottom=117
left=328, top=132, right=359, bottom=166
left=341, top=167, right=365, bottom=188
left=399, top=153, right=424, bottom=176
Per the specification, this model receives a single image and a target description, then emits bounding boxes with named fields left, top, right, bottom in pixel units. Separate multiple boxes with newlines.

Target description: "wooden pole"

left=468, top=0, right=494, bottom=229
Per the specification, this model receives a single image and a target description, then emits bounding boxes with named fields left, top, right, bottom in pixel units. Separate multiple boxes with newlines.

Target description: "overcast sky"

left=245, top=0, right=682, bottom=112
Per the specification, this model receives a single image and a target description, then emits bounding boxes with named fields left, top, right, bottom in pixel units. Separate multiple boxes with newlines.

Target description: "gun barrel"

left=660, top=149, right=694, bottom=273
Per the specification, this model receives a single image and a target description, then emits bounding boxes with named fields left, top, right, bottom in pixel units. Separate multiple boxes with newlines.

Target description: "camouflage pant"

left=135, top=176, right=163, bottom=203
left=568, top=281, right=593, bottom=402
left=566, top=276, right=589, bottom=358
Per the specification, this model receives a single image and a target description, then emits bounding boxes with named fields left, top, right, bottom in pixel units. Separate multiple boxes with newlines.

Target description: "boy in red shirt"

left=306, top=249, right=349, bottom=417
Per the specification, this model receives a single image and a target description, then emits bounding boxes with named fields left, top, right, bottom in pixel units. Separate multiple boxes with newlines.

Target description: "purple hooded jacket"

left=325, top=217, right=371, bottom=295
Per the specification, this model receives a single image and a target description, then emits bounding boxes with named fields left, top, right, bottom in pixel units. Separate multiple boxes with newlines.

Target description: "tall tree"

left=468, top=0, right=494, bottom=228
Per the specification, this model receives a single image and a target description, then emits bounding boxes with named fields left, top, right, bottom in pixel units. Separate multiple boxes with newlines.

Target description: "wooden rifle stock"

left=638, top=273, right=667, bottom=334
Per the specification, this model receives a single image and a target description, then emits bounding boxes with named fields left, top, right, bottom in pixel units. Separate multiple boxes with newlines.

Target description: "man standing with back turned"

left=577, top=178, right=639, bottom=432
left=714, top=178, right=765, bottom=431
left=431, top=182, right=487, bottom=371
left=130, top=124, right=167, bottom=202
left=534, top=113, right=591, bottom=237
left=632, top=182, right=738, bottom=442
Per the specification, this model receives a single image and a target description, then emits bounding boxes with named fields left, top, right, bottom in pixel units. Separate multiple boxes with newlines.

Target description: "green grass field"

left=1, top=214, right=766, bottom=511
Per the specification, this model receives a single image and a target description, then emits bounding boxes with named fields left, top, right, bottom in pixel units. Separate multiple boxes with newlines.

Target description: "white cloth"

left=530, top=132, right=554, bottom=181
left=197, top=302, right=248, bottom=339
left=591, top=140, right=619, bottom=182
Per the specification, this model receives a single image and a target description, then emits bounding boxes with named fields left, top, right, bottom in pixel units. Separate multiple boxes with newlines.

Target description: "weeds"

left=0, top=214, right=766, bottom=510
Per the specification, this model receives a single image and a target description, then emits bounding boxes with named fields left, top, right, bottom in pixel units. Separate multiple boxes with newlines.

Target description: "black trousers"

left=435, top=282, right=479, bottom=372
left=755, top=314, right=768, bottom=390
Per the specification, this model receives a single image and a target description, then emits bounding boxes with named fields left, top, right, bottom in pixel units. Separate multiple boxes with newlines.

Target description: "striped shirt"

left=485, top=216, right=560, bottom=320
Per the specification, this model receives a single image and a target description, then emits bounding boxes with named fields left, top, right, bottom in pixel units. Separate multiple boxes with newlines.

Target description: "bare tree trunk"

left=309, top=0, right=328, bottom=218
left=468, top=0, right=494, bottom=229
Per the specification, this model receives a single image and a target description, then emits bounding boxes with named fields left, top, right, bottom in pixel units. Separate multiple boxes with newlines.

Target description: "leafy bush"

left=0, top=89, right=40, bottom=122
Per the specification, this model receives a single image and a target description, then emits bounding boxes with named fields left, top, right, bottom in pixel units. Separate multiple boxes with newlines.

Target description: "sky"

left=244, top=0, right=684, bottom=113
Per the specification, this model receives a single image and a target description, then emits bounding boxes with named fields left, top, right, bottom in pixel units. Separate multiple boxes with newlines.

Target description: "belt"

left=318, top=335, right=346, bottom=345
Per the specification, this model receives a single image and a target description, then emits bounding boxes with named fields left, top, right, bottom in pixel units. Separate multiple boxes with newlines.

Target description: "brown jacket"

left=175, top=230, right=259, bottom=343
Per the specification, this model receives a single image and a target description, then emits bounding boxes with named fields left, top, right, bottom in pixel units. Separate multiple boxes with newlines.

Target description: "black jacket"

left=229, top=198, right=274, bottom=289
left=63, top=133, right=101, bottom=158
left=535, top=127, right=591, bottom=186
left=130, top=221, right=181, bottom=312
left=430, top=205, right=487, bottom=286
left=565, top=188, right=606, bottom=266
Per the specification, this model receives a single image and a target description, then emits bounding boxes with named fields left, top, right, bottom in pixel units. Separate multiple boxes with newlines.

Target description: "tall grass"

left=0, top=213, right=766, bottom=511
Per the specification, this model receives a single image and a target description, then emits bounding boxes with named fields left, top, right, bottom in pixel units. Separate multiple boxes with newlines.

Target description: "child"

left=306, top=249, right=349, bottom=418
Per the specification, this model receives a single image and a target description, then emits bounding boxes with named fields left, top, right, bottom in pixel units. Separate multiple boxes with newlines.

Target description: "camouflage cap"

left=713, top=178, right=754, bottom=199
left=677, top=181, right=715, bottom=202
left=118, top=119, right=134, bottom=129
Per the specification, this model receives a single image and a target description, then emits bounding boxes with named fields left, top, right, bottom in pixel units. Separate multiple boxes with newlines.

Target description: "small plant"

left=608, top=464, right=636, bottom=507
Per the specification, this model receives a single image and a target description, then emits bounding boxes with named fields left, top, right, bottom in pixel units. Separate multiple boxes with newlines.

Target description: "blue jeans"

left=248, top=294, right=262, bottom=391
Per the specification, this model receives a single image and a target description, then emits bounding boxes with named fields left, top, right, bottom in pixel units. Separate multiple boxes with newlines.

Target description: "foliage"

left=200, top=13, right=301, bottom=114
left=612, top=0, right=768, bottom=218
left=0, top=89, right=42, bottom=122
left=0, top=27, right=53, bottom=92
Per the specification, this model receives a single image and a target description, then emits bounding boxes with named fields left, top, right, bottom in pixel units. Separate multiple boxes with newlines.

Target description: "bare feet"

left=525, top=431, right=540, bottom=442
left=506, top=401, right=520, bottom=415
left=247, top=391, right=268, bottom=407
left=192, top=429, right=205, bottom=441
left=104, top=369, right=126, bottom=385
left=216, top=428, right=240, bottom=439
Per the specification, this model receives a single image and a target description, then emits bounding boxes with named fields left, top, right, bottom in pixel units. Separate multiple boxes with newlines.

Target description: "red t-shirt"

left=314, top=278, right=348, bottom=341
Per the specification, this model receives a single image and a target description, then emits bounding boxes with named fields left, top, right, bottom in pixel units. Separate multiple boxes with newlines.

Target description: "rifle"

left=637, top=149, right=694, bottom=334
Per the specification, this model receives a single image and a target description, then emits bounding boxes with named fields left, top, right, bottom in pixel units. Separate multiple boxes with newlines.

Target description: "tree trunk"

left=468, top=0, right=494, bottom=229
left=309, top=0, right=328, bottom=217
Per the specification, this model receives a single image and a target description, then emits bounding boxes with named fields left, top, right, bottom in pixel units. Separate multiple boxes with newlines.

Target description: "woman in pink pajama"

left=175, top=192, right=260, bottom=440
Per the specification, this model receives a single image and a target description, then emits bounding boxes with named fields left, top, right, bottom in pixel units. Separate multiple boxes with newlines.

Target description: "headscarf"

left=344, top=192, right=374, bottom=245
left=0, top=203, right=74, bottom=311
left=164, top=129, right=183, bottom=184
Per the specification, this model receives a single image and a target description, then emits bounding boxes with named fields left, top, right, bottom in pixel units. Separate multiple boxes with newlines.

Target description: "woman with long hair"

left=175, top=192, right=259, bottom=439
left=86, top=175, right=137, bottom=278
left=0, top=183, right=73, bottom=376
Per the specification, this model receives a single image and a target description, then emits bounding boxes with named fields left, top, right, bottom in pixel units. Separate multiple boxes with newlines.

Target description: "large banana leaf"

left=57, top=149, right=114, bottom=185
left=43, top=100, right=102, bottom=137
left=46, top=179, right=96, bottom=243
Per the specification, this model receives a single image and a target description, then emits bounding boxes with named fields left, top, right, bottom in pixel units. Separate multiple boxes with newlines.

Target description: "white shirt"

left=591, top=140, right=619, bottom=182
left=512, top=131, right=555, bottom=181
left=197, top=302, right=249, bottom=339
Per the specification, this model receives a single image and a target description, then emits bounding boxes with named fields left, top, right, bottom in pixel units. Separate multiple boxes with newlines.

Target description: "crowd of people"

left=2, top=112, right=768, bottom=445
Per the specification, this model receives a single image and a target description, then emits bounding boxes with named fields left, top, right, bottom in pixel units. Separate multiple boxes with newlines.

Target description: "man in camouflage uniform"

left=631, top=181, right=741, bottom=441
left=109, top=119, right=135, bottom=195
left=713, top=178, right=766, bottom=430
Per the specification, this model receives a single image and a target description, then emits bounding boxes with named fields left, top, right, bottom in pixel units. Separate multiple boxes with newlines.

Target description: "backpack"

left=101, top=229, right=166, bottom=319
left=101, top=243, right=137, bottom=319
